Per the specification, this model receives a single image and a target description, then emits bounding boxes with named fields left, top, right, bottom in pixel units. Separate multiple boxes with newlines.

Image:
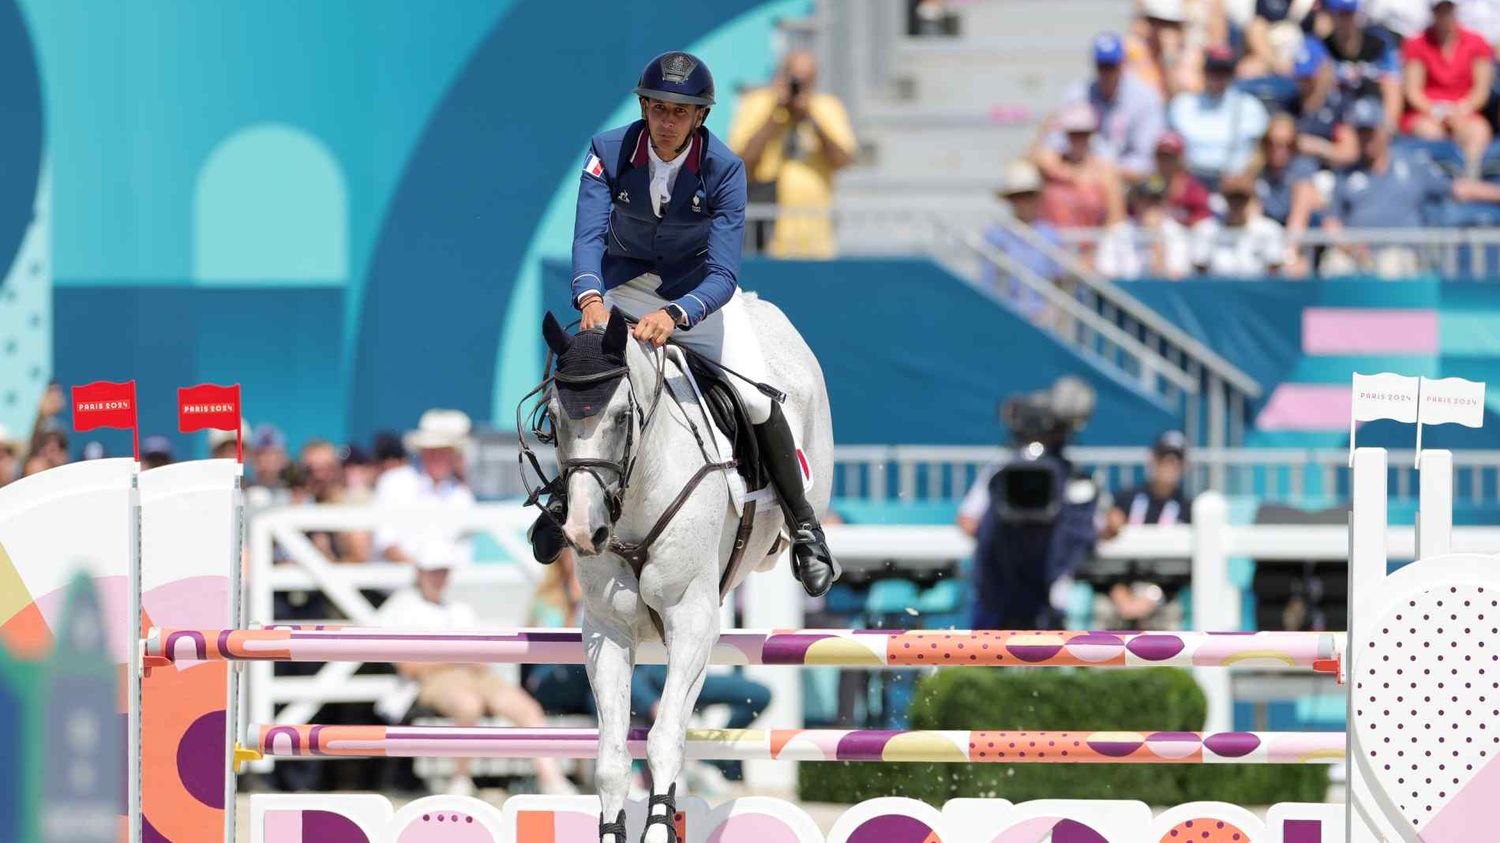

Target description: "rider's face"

left=642, top=98, right=702, bottom=154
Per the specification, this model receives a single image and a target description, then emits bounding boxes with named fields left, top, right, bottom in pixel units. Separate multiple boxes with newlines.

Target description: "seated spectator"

left=727, top=50, right=857, bottom=258
left=0, top=424, right=18, bottom=487
left=1252, top=114, right=1324, bottom=226
left=374, top=409, right=476, bottom=565
left=1155, top=130, right=1216, bottom=223
left=206, top=420, right=249, bottom=461
left=1096, top=177, right=1194, bottom=279
left=1401, top=0, right=1493, bottom=177
left=1128, top=0, right=1202, bottom=97
left=1169, top=46, right=1271, bottom=185
left=1288, top=40, right=1360, bottom=166
left=984, top=160, right=1064, bottom=318
left=1041, top=33, right=1166, bottom=182
left=1190, top=172, right=1288, bottom=276
left=247, top=423, right=289, bottom=497
left=1319, top=97, right=1500, bottom=274
left=1093, top=430, right=1193, bottom=630
left=1242, top=0, right=1317, bottom=77
left=22, top=454, right=50, bottom=478
left=375, top=543, right=575, bottom=797
left=1033, top=102, right=1127, bottom=230
left=372, top=430, right=407, bottom=478
left=1323, top=0, right=1403, bottom=128
left=341, top=444, right=377, bottom=504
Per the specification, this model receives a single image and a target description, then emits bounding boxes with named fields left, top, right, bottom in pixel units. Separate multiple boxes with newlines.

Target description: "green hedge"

left=799, top=667, right=1330, bottom=806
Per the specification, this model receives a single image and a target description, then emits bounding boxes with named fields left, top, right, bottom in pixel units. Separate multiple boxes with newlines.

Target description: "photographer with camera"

left=958, top=377, right=1101, bottom=630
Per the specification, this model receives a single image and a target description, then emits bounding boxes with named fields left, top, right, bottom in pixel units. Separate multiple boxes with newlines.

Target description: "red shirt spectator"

left=1400, top=0, right=1494, bottom=175
left=1154, top=131, right=1213, bottom=225
left=1402, top=23, right=1492, bottom=106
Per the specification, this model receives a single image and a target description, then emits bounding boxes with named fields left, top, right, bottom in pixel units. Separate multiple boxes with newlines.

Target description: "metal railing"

left=828, top=444, right=1500, bottom=506
left=1052, top=225, right=1500, bottom=280
left=470, top=436, right=1500, bottom=506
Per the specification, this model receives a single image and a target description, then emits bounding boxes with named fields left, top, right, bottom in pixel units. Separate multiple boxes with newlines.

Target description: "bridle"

left=517, top=337, right=667, bottom=530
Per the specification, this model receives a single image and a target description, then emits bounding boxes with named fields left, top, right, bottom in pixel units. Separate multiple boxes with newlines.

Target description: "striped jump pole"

left=149, top=627, right=1342, bottom=671
left=254, top=724, right=1347, bottom=765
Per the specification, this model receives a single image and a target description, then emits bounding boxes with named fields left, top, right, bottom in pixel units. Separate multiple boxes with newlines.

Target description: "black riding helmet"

left=634, top=51, right=715, bottom=108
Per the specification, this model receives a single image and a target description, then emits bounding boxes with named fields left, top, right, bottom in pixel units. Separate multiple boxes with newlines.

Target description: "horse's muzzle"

left=567, top=524, right=613, bottom=556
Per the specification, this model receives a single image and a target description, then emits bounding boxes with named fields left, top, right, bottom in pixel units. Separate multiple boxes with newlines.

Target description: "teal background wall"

left=3, top=0, right=807, bottom=451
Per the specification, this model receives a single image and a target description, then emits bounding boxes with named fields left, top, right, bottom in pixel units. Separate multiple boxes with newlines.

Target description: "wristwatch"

left=663, top=304, right=688, bottom=326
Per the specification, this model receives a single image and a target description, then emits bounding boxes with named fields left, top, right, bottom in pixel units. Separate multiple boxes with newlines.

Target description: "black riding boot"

left=528, top=496, right=568, bottom=564
left=754, top=404, right=840, bottom=597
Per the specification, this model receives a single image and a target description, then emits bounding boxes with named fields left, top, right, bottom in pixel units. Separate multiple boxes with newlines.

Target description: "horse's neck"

left=618, top=344, right=713, bottom=529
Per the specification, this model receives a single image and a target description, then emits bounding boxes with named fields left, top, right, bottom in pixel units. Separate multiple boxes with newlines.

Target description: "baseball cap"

left=1155, top=130, right=1187, bottom=155
left=1293, top=40, right=1328, bottom=79
left=251, top=423, right=286, bottom=451
left=142, top=435, right=175, bottom=460
left=1347, top=97, right=1385, bottom=129
left=1325, top=0, right=1359, bottom=13
left=1093, top=33, right=1125, bottom=66
left=998, top=159, right=1043, bottom=196
left=1153, top=430, right=1188, bottom=458
left=1057, top=102, right=1099, bottom=133
left=1204, top=45, right=1237, bottom=73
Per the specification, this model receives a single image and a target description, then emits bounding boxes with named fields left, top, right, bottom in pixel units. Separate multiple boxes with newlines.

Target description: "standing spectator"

left=1252, top=114, right=1324, bottom=226
left=1190, top=172, right=1288, bottom=276
left=374, top=409, right=476, bottom=565
left=1288, top=40, right=1360, bottom=166
left=1402, top=0, right=1494, bottom=177
left=140, top=436, right=174, bottom=471
left=1169, top=46, right=1271, bottom=185
left=1323, top=0, right=1403, bottom=128
left=984, top=160, right=1064, bottom=318
left=1041, top=33, right=1167, bottom=182
left=374, top=542, right=575, bottom=797
left=1097, top=176, right=1194, bottom=279
left=1319, top=98, right=1500, bottom=274
left=1155, top=131, right=1216, bottom=223
left=0, top=425, right=19, bottom=487
left=1092, top=430, right=1194, bottom=629
left=727, top=50, right=857, bottom=259
left=1033, top=102, right=1128, bottom=230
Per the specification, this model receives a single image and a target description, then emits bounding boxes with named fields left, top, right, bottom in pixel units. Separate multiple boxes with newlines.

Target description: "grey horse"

left=538, top=299, right=832, bottom=843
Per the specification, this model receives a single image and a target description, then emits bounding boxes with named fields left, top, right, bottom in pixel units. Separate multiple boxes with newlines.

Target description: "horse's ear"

left=542, top=311, right=572, bottom=357
left=602, top=307, right=628, bottom=356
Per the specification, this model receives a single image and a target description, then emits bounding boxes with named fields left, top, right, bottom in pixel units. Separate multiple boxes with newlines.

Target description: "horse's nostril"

left=592, top=526, right=611, bottom=550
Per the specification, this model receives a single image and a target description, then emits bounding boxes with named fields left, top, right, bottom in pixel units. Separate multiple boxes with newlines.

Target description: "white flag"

left=1350, top=372, right=1420, bottom=465
left=1352, top=372, right=1420, bottom=422
left=1419, top=376, right=1486, bottom=428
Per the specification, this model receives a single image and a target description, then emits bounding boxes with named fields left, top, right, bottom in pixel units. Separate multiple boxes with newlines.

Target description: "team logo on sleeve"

left=584, top=154, right=605, bottom=178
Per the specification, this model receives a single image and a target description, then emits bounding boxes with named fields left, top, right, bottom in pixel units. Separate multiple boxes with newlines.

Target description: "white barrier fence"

left=245, top=490, right=1500, bottom=789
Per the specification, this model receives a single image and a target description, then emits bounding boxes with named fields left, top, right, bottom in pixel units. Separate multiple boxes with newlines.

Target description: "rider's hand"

left=580, top=298, right=608, bottom=331
left=633, top=309, right=677, bottom=347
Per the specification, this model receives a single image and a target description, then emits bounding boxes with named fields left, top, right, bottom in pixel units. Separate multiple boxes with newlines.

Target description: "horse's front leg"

left=583, top=597, right=638, bottom=843
left=642, top=579, right=720, bottom=843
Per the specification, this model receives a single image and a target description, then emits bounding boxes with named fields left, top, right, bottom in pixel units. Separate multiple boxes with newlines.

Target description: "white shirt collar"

left=647, top=141, right=688, bottom=217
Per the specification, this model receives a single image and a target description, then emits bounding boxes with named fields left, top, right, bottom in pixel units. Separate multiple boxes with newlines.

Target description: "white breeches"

left=605, top=275, right=774, bottom=424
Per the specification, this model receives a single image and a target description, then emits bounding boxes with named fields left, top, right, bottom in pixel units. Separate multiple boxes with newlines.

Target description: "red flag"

left=71, top=380, right=140, bottom=460
left=178, top=383, right=243, bottom=462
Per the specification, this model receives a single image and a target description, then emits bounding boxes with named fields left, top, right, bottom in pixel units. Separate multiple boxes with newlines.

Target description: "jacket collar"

left=624, top=120, right=707, bottom=176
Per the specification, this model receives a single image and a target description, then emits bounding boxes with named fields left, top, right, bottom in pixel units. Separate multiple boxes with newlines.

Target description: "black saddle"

left=682, top=353, right=769, bottom=492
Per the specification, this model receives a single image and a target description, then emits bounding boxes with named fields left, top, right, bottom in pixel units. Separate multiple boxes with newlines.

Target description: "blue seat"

left=915, top=578, right=965, bottom=614
left=865, top=579, right=920, bottom=616
left=823, top=583, right=867, bottom=616
left=1392, top=137, right=1465, bottom=176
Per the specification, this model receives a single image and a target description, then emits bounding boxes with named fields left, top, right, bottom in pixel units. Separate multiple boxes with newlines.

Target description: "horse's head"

left=542, top=308, right=636, bottom=556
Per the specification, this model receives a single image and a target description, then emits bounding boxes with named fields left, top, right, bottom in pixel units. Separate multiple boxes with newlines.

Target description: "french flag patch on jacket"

left=584, top=153, right=604, bottom=178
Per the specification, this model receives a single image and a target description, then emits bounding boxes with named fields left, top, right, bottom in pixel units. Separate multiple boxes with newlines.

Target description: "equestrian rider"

left=529, top=50, right=839, bottom=598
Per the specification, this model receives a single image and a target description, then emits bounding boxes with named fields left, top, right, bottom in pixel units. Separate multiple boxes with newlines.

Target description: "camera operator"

left=961, top=377, right=1101, bottom=630
left=1091, top=430, right=1192, bottom=629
